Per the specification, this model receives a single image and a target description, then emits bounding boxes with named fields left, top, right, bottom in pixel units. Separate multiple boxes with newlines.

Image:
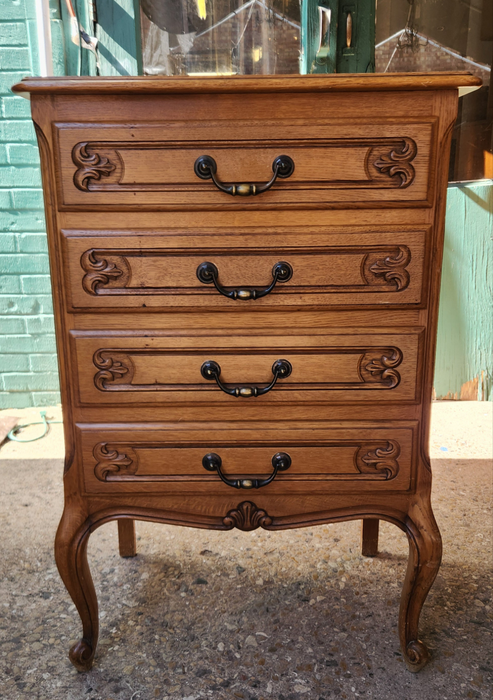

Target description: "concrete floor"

left=0, top=402, right=491, bottom=700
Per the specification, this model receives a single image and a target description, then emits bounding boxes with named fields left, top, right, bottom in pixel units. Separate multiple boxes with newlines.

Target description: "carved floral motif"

left=72, top=143, right=116, bottom=191
left=366, top=246, right=411, bottom=291
left=93, top=442, right=137, bottom=481
left=223, top=501, right=273, bottom=531
left=81, top=250, right=129, bottom=295
left=355, top=440, right=400, bottom=479
left=363, top=348, right=403, bottom=388
left=373, top=138, right=417, bottom=188
left=93, top=350, right=129, bottom=390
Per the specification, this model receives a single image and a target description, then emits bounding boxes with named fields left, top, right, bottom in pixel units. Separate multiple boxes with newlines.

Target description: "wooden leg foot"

left=400, top=501, right=442, bottom=672
left=118, top=519, right=137, bottom=558
left=361, top=518, right=379, bottom=557
left=55, top=507, right=99, bottom=671
left=69, top=638, right=96, bottom=672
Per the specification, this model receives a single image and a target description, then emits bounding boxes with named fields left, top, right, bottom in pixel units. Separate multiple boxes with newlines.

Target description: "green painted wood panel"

left=60, top=0, right=97, bottom=76
left=435, top=182, right=493, bottom=401
left=301, top=0, right=375, bottom=74
left=95, top=0, right=142, bottom=76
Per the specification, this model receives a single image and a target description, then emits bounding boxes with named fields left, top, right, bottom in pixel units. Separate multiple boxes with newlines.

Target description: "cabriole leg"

left=54, top=508, right=99, bottom=671
left=400, top=502, right=442, bottom=672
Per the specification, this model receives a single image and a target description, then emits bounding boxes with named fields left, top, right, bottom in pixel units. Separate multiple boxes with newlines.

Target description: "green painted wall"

left=434, top=181, right=493, bottom=401
left=0, top=0, right=64, bottom=408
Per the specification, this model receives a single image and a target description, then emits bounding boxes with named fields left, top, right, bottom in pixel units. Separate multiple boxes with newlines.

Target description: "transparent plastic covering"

left=140, top=0, right=301, bottom=76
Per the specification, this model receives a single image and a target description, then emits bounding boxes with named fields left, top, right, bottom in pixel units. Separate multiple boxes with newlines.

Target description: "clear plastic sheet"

left=140, top=0, right=301, bottom=76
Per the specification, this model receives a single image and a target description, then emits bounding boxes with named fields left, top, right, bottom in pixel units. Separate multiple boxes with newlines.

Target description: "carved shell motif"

left=223, top=502, right=273, bottom=531
left=373, top=138, right=417, bottom=188
left=72, top=143, right=116, bottom=191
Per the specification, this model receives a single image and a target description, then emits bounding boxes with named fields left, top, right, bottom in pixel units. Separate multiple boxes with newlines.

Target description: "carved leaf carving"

left=93, top=350, right=130, bottom=390
left=363, top=348, right=402, bottom=388
left=373, top=138, right=417, bottom=188
left=81, top=250, right=129, bottom=295
left=93, top=442, right=137, bottom=481
left=223, top=501, right=273, bottom=531
left=72, top=143, right=116, bottom=191
left=356, top=441, right=400, bottom=479
left=366, top=246, right=411, bottom=291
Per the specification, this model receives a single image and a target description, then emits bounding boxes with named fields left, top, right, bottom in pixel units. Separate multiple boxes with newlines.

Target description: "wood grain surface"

left=20, top=73, right=467, bottom=673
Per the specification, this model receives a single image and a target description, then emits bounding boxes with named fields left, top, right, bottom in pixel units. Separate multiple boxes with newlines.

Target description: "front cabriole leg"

left=399, top=500, right=442, bottom=672
left=55, top=506, right=99, bottom=671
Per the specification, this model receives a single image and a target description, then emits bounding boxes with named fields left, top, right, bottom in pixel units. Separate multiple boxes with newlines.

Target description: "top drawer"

left=54, top=119, right=435, bottom=211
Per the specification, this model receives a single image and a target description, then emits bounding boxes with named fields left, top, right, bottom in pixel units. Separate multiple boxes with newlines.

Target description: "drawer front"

left=77, top=423, right=417, bottom=495
left=63, top=229, right=427, bottom=310
left=55, top=119, right=434, bottom=209
left=72, top=330, right=422, bottom=405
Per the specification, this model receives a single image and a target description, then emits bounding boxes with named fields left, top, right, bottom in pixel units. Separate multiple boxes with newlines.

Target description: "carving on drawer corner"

left=77, top=245, right=413, bottom=298
left=222, top=502, right=273, bottom=531
left=371, top=138, right=417, bottom=188
left=363, top=246, right=411, bottom=291
left=81, top=250, right=131, bottom=294
left=90, top=346, right=404, bottom=393
left=360, top=348, right=402, bottom=388
left=69, top=136, right=418, bottom=193
left=87, top=437, right=403, bottom=485
left=72, top=143, right=116, bottom=191
left=355, top=441, right=400, bottom=479
left=93, top=350, right=132, bottom=390
left=93, top=442, right=138, bottom=481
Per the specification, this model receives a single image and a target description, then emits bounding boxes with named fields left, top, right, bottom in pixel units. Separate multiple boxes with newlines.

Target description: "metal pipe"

left=35, top=0, right=53, bottom=76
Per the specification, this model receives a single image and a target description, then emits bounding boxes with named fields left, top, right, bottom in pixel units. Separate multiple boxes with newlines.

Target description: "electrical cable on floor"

left=7, top=410, right=63, bottom=443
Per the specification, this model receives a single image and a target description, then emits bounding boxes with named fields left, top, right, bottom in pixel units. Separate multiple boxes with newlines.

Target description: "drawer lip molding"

left=92, top=440, right=401, bottom=483
left=91, top=346, right=404, bottom=392
left=62, top=228, right=429, bottom=311
left=70, top=330, right=423, bottom=405
left=53, top=118, right=435, bottom=209
left=76, top=422, right=417, bottom=494
left=70, top=136, right=418, bottom=192
left=81, top=246, right=411, bottom=295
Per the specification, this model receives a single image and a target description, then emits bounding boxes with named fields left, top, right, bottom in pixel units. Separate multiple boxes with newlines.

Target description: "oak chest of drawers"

left=13, top=72, right=480, bottom=673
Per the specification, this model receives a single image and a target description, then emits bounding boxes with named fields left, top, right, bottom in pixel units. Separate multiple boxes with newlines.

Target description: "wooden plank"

left=435, top=182, right=493, bottom=400
left=11, top=72, right=482, bottom=96
left=95, top=0, right=142, bottom=76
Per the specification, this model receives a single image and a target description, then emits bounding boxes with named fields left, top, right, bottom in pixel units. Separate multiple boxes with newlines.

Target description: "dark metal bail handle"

left=200, top=359, right=292, bottom=398
left=194, top=154, right=295, bottom=196
left=202, top=451, right=292, bottom=489
left=196, top=261, right=293, bottom=301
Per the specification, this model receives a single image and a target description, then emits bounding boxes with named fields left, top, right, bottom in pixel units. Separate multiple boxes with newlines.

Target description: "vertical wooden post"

left=118, top=519, right=137, bottom=558
left=361, top=518, right=379, bottom=557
